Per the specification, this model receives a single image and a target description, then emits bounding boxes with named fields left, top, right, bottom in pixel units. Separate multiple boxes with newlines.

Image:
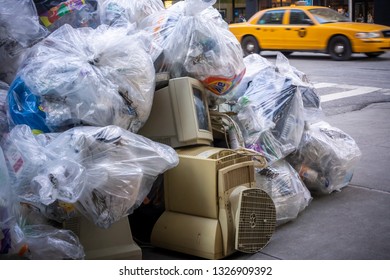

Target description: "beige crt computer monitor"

left=150, top=146, right=276, bottom=259
left=138, top=77, right=213, bottom=148
left=63, top=215, right=142, bottom=260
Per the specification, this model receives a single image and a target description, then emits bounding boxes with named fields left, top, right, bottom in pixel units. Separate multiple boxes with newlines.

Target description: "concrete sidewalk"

left=140, top=102, right=390, bottom=260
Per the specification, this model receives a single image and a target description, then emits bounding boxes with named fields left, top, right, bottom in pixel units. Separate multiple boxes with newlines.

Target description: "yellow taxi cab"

left=228, top=5, right=390, bottom=60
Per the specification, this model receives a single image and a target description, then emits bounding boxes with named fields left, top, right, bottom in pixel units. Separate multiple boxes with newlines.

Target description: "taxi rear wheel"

left=241, top=36, right=260, bottom=56
left=328, top=35, right=352, bottom=61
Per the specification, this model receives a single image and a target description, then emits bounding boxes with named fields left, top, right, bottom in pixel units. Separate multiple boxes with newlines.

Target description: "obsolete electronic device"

left=63, top=215, right=142, bottom=260
left=150, top=146, right=276, bottom=259
left=138, top=77, right=213, bottom=148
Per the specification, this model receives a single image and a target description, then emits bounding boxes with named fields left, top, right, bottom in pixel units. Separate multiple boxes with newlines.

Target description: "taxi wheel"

left=328, top=35, right=351, bottom=61
left=242, top=36, right=260, bottom=56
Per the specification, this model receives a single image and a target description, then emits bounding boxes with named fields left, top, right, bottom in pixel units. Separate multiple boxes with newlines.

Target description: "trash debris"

left=7, top=24, right=155, bottom=133
left=287, top=121, right=362, bottom=194
left=255, top=159, right=312, bottom=225
left=2, top=125, right=179, bottom=228
left=140, top=0, right=245, bottom=97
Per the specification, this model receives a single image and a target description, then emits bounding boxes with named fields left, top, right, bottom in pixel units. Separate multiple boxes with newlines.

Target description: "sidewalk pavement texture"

left=141, top=102, right=390, bottom=260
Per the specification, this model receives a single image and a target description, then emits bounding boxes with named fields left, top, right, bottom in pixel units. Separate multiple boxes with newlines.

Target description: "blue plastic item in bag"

left=7, top=77, right=49, bottom=134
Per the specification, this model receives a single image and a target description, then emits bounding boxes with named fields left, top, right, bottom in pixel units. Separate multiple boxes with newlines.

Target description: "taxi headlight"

left=355, top=32, right=381, bottom=39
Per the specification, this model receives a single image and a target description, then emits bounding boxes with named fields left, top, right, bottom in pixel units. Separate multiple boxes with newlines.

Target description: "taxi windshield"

left=309, top=8, right=350, bottom=23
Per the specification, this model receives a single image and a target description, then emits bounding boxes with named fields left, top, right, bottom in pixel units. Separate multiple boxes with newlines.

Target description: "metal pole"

left=233, top=0, right=236, bottom=22
left=348, top=0, right=352, bottom=21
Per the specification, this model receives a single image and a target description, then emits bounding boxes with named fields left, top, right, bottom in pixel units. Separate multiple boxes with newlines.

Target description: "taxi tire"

left=242, top=36, right=260, bottom=56
left=328, top=35, right=352, bottom=61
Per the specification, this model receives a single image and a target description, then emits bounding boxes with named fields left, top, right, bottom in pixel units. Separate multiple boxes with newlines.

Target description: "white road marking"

left=312, top=83, right=382, bottom=103
left=335, top=84, right=360, bottom=90
left=312, top=82, right=337, bottom=89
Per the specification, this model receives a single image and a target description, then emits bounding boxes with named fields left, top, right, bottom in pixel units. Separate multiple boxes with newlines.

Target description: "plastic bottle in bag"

left=298, top=164, right=329, bottom=190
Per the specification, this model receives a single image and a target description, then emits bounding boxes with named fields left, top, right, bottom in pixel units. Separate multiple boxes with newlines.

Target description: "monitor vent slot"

left=222, top=166, right=254, bottom=191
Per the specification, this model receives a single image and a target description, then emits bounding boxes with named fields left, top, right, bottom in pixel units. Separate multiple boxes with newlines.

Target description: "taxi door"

left=255, top=9, right=289, bottom=49
left=283, top=9, right=320, bottom=50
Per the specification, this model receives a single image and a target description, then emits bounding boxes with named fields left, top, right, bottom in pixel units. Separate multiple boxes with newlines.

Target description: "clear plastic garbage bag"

left=2, top=125, right=179, bottom=228
left=7, top=24, right=155, bottom=133
left=140, top=0, right=245, bottom=97
left=287, top=121, right=362, bottom=194
left=229, top=53, right=274, bottom=102
left=274, top=52, right=323, bottom=122
left=44, top=125, right=179, bottom=227
left=0, top=0, right=48, bottom=48
left=255, top=159, right=312, bottom=226
left=0, top=81, right=10, bottom=140
left=34, top=0, right=100, bottom=32
left=2, top=145, right=84, bottom=260
left=0, top=37, right=29, bottom=85
left=0, top=0, right=44, bottom=85
left=167, top=0, right=229, bottom=29
left=234, top=68, right=305, bottom=164
left=1, top=125, right=52, bottom=198
left=1, top=125, right=87, bottom=222
left=99, top=0, right=165, bottom=28
left=22, top=224, right=85, bottom=259
left=1, top=222, right=85, bottom=260
left=0, top=147, right=13, bottom=230
left=230, top=53, right=322, bottom=120
left=1, top=213, right=25, bottom=258
left=1, top=146, right=17, bottom=257
left=32, top=159, right=87, bottom=206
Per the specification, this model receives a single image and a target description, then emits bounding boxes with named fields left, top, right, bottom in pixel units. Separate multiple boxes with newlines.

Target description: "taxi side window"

left=289, top=10, right=311, bottom=25
left=258, top=10, right=285, bottom=24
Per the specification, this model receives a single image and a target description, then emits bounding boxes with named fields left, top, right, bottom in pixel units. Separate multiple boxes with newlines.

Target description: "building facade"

left=244, top=0, right=389, bottom=25
left=161, top=1, right=389, bottom=26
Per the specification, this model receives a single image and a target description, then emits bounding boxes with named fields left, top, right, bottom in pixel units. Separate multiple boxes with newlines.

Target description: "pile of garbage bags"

left=0, top=0, right=362, bottom=259
left=227, top=52, right=361, bottom=224
left=0, top=0, right=247, bottom=260
left=8, top=24, right=155, bottom=133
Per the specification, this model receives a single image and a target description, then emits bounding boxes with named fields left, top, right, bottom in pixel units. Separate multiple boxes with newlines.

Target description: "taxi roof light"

left=293, top=1, right=309, bottom=6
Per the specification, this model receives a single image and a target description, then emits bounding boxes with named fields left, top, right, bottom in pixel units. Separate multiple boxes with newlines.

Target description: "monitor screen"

left=138, top=77, right=213, bottom=148
left=193, top=87, right=210, bottom=132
